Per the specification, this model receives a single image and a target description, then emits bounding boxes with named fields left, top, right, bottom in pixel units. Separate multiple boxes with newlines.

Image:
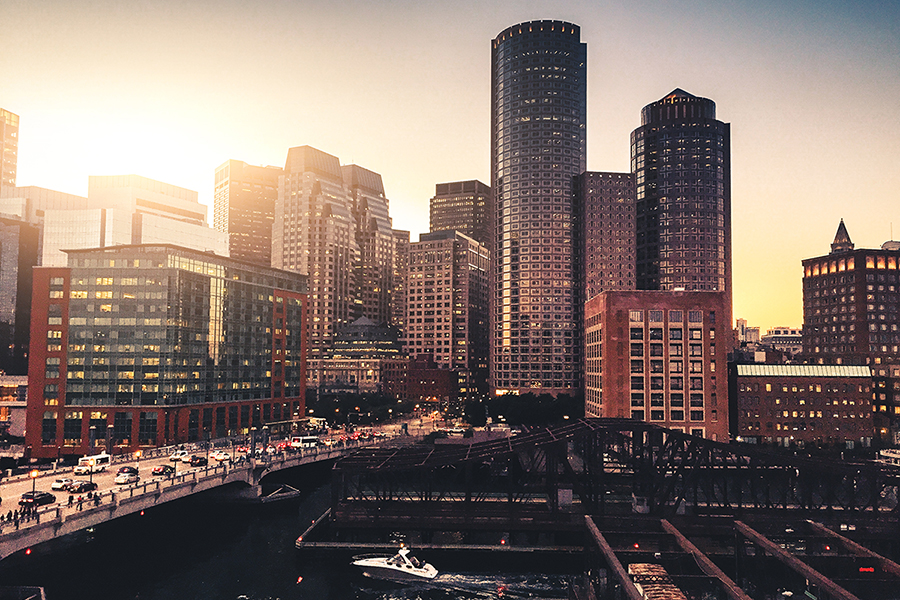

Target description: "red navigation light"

left=634, top=543, right=640, bottom=549
left=25, top=549, right=32, bottom=556
left=859, top=567, right=875, bottom=573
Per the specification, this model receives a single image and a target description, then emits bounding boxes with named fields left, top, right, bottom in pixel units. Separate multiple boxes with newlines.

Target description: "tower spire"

left=831, top=219, right=854, bottom=254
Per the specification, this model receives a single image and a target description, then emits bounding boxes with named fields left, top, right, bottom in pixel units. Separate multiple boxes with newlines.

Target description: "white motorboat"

left=351, top=547, right=438, bottom=582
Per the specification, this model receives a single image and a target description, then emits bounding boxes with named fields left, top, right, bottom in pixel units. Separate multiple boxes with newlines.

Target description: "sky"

left=4, top=0, right=899, bottom=333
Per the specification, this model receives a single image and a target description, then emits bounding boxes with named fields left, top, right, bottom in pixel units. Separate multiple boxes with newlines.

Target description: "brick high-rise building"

left=631, top=90, right=731, bottom=299
left=802, top=220, right=900, bottom=443
left=429, top=180, right=491, bottom=246
left=213, top=160, right=282, bottom=266
left=585, top=290, right=730, bottom=441
left=490, top=21, right=586, bottom=396
left=406, top=230, right=490, bottom=400
left=574, top=172, right=636, bottom=300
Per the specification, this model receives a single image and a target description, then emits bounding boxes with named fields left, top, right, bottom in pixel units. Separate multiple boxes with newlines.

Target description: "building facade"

left=760, top=327, right=802, bottom=356
left=490, top=20, right=587, bottom=396
left=0, top=215, right=40, bottom=375
left=631, top=89, right=731, bottom=299
left=213, top=160, right=282, bottom=266
left=25, top=244, right=307, bottom=458
left=406, top=230, right=490, bottom=400
left=344, top=164, right=395, bottom=325
left=273, top=146, right=360, bottom=358
left=573, top=172, right=636, bottom=300
left=585, top=290, right=730, bottom=441
left=391, top=229, right=410, bottom=333
left=429, top=180, right=491, bottom=246
left=802, top=221, right=900, bottom=443
left=0, top=109, right=18, bottom=194
left=730, top=363, right=873, bottom=448
left=41, top=175, right=228, bottom=267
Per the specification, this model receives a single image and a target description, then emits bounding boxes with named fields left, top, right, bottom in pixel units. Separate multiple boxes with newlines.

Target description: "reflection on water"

left=0, top=467, right=576, bottom=600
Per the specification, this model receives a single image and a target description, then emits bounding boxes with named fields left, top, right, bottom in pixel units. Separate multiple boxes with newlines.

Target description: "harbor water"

left=0, top=465, right=579, bottom=599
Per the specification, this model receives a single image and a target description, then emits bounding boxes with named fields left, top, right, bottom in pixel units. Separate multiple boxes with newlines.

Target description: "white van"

left=290, top=435, right=318, bottom=450
left=74, top=452, right=112, bottom=475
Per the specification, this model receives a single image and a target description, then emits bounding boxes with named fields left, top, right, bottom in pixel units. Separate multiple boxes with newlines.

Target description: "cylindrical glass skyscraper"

left=490, top=21, right=586, bottom=395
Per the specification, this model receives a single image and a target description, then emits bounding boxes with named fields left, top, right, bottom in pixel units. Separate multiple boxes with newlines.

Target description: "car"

left=181, top=453, right=196, bottom=463
left=151, top=464, right=175, bottom=476
left=117, top=465, right=139, bottom=475
left=67, top=480, right=97, bottom=494
left=210, top=450, right=231, bottom=462
left=189, top=455, right=208, bottom=467
left=169, top=450, right=189, bottom=462
left=114, top=472, right=139, bottom=485
left=51, top=478, right=74, bottom=491
left=19, top=491, right=56, bottom=507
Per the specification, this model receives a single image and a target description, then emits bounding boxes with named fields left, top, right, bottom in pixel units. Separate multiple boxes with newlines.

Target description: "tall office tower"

left=273, top=146, right=360, bottom=358
left=344, top=164, right=394, bottom=324
left=0, top=109, right=19, bottom=194
left=430, top=180, right=491, bottom=246
left=573, top=172, right=636, bottom=300
left=631, top=89, right=731, bottom=297
left=802, top=221, right=900, bottom=443
left=39, top=175, right=228, bottom=266
left=490, top=21, right=587, bottom=396
left=0, top=215, right=39, bottom=375
left=391, top=229, right=410, bottom=333
left=406, top=230, right=490, bottom=400
left=213, top=160, right=282, bottom=266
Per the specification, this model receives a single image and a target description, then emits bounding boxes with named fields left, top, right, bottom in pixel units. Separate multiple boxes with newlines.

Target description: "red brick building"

left=585, top=290, right=731, bottom=441
left=730, top=363, right=873, bottom=448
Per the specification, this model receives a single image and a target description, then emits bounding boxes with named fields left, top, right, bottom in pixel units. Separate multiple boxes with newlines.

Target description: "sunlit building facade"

left=25, top=244, right=307, bottom=459
left=213, top=160, right=282, bottom=266
left=631, top=89, right=731, bottom=300
left=490, top=21, right=587, bottom=396
left=407, top=230, right=490, bottom=400
left=273, top=146, right=360, bottom=358
left=345, top=164, right=395, bottom=324
left=430, top=180, right=491, bottom=246
left=0, top=109, right=18, bottom=194
left=41, top=175, right=228, bottom=267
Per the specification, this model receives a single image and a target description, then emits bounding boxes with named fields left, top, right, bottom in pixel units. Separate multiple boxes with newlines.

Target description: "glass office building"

left=25, top=244, right=307, bottom=458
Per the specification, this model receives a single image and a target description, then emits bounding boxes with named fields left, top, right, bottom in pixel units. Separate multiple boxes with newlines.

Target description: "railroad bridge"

left=326, top=418, right=900, bottom=599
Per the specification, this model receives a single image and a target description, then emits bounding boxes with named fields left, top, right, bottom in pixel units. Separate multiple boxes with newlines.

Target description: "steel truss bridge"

left=329, top=418, right=900, bottom=600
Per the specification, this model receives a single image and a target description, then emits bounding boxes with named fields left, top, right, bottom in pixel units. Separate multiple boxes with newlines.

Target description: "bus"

left=74, top=452, right=112, bottom=475
left=290, top=435, right=319, bottom=450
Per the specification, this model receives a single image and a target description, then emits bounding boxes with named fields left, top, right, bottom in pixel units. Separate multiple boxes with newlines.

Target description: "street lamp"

left=30, top=469, right=39, bottom=494
left=88, top=459, right=95, bottom=485
left=135, top=449, right=142, bottom=474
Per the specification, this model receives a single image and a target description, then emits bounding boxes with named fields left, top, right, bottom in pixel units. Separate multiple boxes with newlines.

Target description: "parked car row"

left=50, top=478, right=98, bottom=493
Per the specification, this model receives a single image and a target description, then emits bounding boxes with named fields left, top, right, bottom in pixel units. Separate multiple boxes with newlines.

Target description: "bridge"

left=314, top=418, right=900, bottom=600
left=0, top=432, right=403, bottom=561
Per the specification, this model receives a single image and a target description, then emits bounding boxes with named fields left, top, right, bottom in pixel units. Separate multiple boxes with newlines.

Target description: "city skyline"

left=4, top=0, right=899, bottom=333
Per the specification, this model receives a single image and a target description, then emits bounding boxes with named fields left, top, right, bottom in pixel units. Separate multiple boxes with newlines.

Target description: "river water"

left=0, top=464, right=577, bottom=600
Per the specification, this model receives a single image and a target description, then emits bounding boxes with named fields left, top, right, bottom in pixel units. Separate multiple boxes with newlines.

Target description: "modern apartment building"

left=631, top=89, right=731, bottom=299
left=573, top=172, right=636, bottom=300
left=25, top=244, right=307, bottom=458
left=40, top=175, right=228, bottom=267
left=0, top=109, right=18, bottom=194
left=213, top=160, right=282, bottom=266
left=429, top=180, right=491, bottom=246
left=490, top=20, right=587, bottom=396
left=585, top=290, right=730, bottom=441
left=406, top=230, right=490, bottom=400
left=802, top=220, right=900, bottom=443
